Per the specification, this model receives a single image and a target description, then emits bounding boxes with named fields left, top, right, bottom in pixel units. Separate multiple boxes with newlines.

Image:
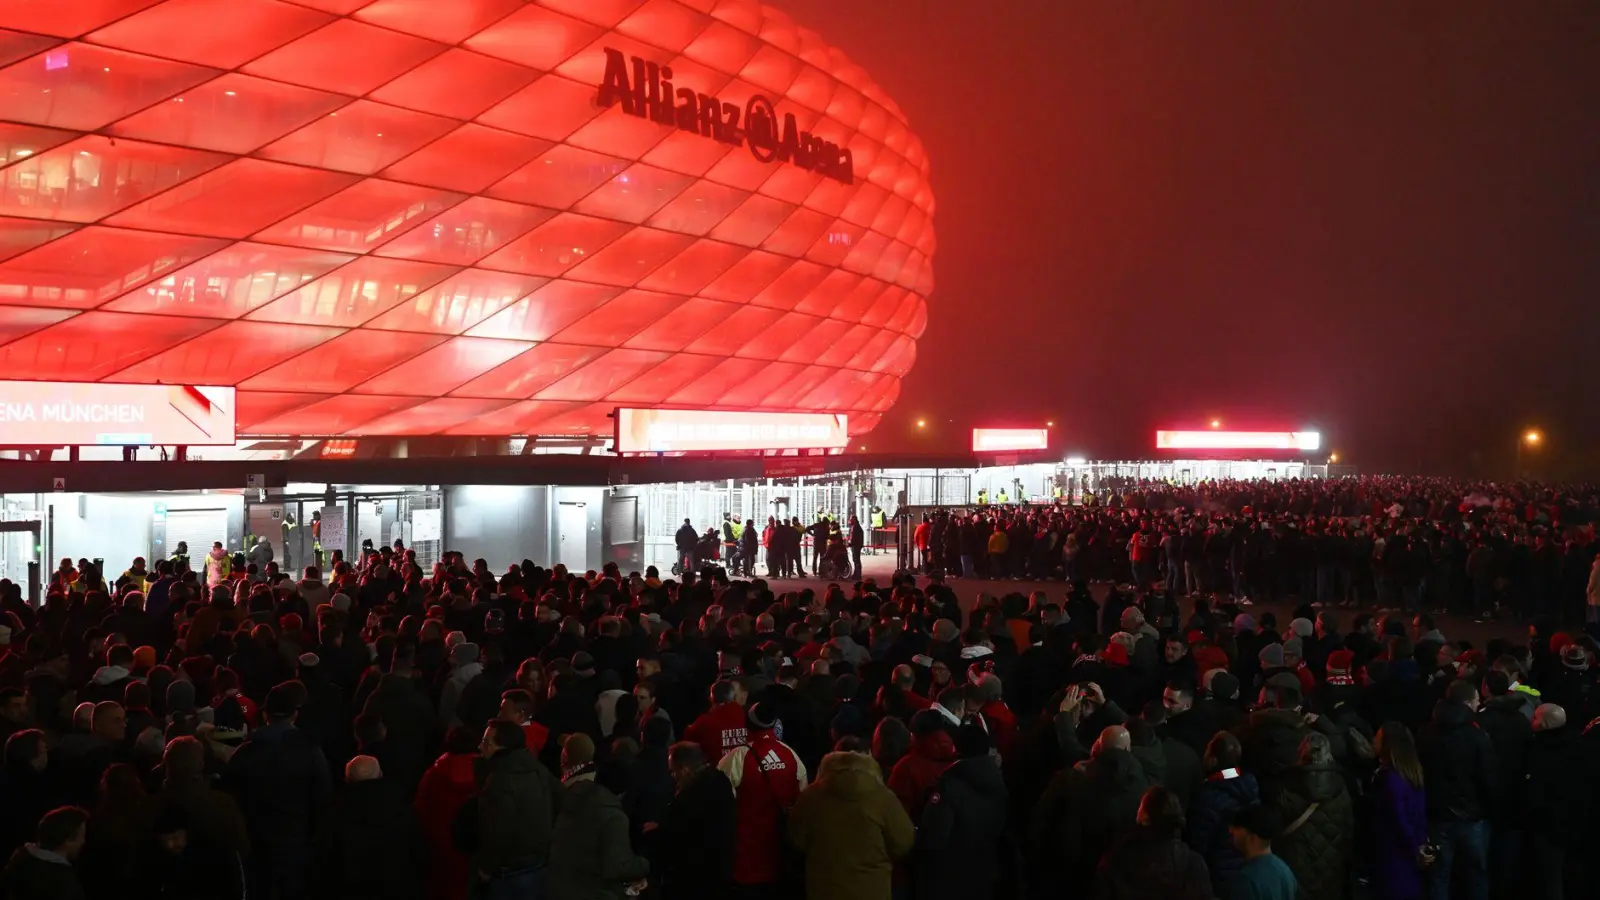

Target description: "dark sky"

left=777, top=0, right=1600, bottom=475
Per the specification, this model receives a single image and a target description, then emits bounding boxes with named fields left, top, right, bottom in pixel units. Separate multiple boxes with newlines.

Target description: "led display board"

left=1156, top=430, right=1322, bottom=451
left=972, top=428, right=1050, bottom=453
left=616, top=408, right=848, bottom=454
left=0, top=381, right=235, bottom=445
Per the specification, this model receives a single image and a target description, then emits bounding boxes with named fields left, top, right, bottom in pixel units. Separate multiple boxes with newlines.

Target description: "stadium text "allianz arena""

left=0, top=0, right=934, bottom=440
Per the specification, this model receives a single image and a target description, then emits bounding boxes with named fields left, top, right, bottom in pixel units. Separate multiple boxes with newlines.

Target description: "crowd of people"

left=909, top=477, right=1600, bottom=625
left=0, top=474, right=1597, bottom=900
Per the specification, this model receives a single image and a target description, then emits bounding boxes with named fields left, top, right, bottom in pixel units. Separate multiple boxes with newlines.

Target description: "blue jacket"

left=1186, top=770, right=1260, bottom=898
left=1369, top=767, right=1427, bottom=900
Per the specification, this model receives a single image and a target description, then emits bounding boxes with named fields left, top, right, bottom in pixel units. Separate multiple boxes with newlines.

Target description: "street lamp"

left=1329, top=452, right=1340, bottom=465
left=1516, top=429, right=1542, bottom=478
left=1210, top=418, right=1222, bottom=429
left=915, top=418, right=926, bottom=429
left=1046, top=420, right=1055, bottom=428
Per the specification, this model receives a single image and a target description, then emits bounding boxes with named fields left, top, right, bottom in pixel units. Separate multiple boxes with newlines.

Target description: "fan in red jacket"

left=718, top=702, right=806, bottom=891
left=413, top=735, right=480, bottom=900
left=888, top=709, right=958, bottom=819
left=684, top=680, right=749, bottom=766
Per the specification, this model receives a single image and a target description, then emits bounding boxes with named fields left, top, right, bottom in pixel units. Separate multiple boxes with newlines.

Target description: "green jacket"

left=547, top=775, right=648, bottom=900
left=789, top=752, right=915, bottom=900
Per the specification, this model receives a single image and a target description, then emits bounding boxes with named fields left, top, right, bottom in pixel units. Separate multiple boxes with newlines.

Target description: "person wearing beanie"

left=548, top=733, right=648, bottom=900
left=888, top=708, right=958, bottom=820
left=1281, top=637, right=1315, bottom=697
left=1289, top=618, right=1314, bottom=640
left=911, top=723, right=1006, bottom=900
left=716, top=701, right=806, bottom=895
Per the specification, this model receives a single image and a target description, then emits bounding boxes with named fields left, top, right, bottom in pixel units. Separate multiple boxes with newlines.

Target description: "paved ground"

left=730, top=552, right=1529, bottom=647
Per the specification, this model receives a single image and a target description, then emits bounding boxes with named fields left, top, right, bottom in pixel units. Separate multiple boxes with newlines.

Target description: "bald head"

left=345, top=755, right=382, bottom=782
left=1532, top=704, right=1567, bottom=732
left=1093, top=725, right=1131, bottom=757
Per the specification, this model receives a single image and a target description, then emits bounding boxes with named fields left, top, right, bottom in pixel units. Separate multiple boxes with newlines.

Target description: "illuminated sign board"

left=0, top=382, right=235, bottom=446
left=615, top=409, right=849, bottom=454
left=597, top=48, right=854, bottom=184
left=1156, top=430, right=1322, bottom=451
left=972, top=428, right=1050, bottom=453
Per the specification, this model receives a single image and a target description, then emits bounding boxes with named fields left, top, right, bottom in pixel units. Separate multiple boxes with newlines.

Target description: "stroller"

left=817, top=534, right=852, bottom=580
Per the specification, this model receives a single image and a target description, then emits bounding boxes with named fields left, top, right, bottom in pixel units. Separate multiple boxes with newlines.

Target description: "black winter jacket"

left=309, top=779, right=426, bottom=900
left=913, top=756, right=1009, bottom=900
left=1270, top=763, right=1353, bottom=900
left=1091, top=827, right=1212, bottom=900
left=655, top=767, right=736, bottom=900
left=1185, top=770, right=1260, bottom=898
left=1416, top=700, right=1495, bottom=823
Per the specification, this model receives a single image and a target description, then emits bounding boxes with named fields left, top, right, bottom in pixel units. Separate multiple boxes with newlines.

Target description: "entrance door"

left=557, top=502, right=588, bottom=571
left=0, top=520, right=41, bottom=604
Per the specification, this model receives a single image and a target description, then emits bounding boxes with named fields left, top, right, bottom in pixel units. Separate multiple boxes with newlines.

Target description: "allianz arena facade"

left=0, top=0, right=933, bottom=442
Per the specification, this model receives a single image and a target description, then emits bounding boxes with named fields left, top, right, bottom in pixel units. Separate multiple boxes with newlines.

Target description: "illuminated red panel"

left=640, top=129, right=736, bottom=178
left=273, top=0, right=368, bottom=12
left=106, top=159, right=360, bottom=238
left=779, top=318, right=850, bottom=362
left=707, top=1, right=762, bottom=35
left=565, top=106, right=675, bottom=161
left=635, top=239, right=747, bottom=295
left=476, top=213, right=631, bottom=277
left=252, top=180, right=463, bottom=254
left=364, top=269, right=544, bottom=335
left=860, top=284, right=908, bottom=328
left=543, top=0, right=647, bottom=30
left=883, top=291, right=920, bottom=333
left=878, top=334, right=917, bottom=376
left=464, top=3, right=603, bottom=70
left=106, top=243, right=354, bottom=318
left=708, top=194, right=796, bottom=248
left=699, top=251, right=791, bottom=302
left=0, top=311, right=219, bottom=380
left=721, top=361, right=805, bottom=408
left=248, top=394, right=421, bottom=436
left=107, top=74, right=349, bottom=155
left=0, top=42, right=217, bottom=131
left=535, top=348, right=668, bottom=401
left=685, top=305, right=785, bottom=356
left=242, top=329, right=444, bottom=392
left=1155, top=431, right=1323, bottom=451
left=832, top=277, right=887, bottom=323
left=438, top=399, right=574, bottom=435
left=354, top=0, right=527, bottom=44
left=0, top=227, right=225, bottom=309
left=235, top=391, right=327, bottom=429
left=681, top=19, right=760, bottom=72
left=466, top=279, right=619, bottom=341
left=375, top=197, right=554, bottom=267
left=244, top=19, right=445, bottom=96
left=564, top=228, right=694, bottom=287
left=622, top=297, right=729, bottom=352
left=368, top=49, right=537, bottom=120
left=755, top=164, right=824, bottom=209
left=784, top=64, right=835, bottom=113
left=451, top=342, right=604, bottom=399
left=667, top=357, right=769, bottom=406
left=605, top=353, right=720, bottom=403
left=846, top=329, right=897, bottom=370
left=739, top=43, right=801, bottom=95
left=0, top=218, right=75, bottom=264
left=758, top=363, right=832, bottom=408
left=0, top=306, right=76, bottom=345
left=248, top=257, right=458, bottom=328
left=488, top=145, right=629, bottom=210
left=352, top=336, right=534, bottom=395
left=353, top=397, right=514, bottom=435
left=815, top=323, right=875, bottom=367
left=574, top=164, right=695, bottom=225
left=869, top=240, right=912, bottom=285
left=88, top=0, right=333, bottom=69
left=841, top=230, right=892, bottom=277
left=0, top=136, right=228, bottom=223
left=615, top=0, right=711, bottom=52
left=0, top=122, right=75, bottom=161
left=645, top=181, right=751, bottom=236
left=478, top=76, right=604, bottom=141
left=737, top=312, right=818, bottom=360
left=109, top=320, right=341, bottom=383
left=793, top=269, right=862, bottom=318
left=750, top=259, right=828, bottom=310
left=0, top=1, right=164, bottom=38
left=552, top=289, right=683, bottom=346
left=526, top=401, right=614, bottom=435
left=806, top=221, right=866, bottom=267
left=382, top=125, right=549, bottom=195
left=257, top=101, right=457, bottom=175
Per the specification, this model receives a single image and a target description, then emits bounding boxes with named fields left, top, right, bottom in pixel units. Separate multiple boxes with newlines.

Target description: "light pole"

left=1516, top=429, right=1541, bottom=478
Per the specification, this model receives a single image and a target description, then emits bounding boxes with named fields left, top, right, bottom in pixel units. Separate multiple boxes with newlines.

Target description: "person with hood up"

left=1187, top=732, right=1260, bottom=900
left=309, top=756, right=426, bottom=900
left=1092, top=785, right=1212, bottom=900
left=789, top=745, right=915, bottom=900
left=1030, top=725, right=1150, bottom=900
left=1416, top=678, right=1494, bottom=900
left=912, top=725, right=1009, bottom=900
left=889, top=708, right=958, bottom=819
left=413, top=727, right=480, bottom=900
left=204, top=542, right=232, bottom=590
left=361, top=648, right=439, bottom=793
left=654, top=741, right=736, bottom=900
left=1267, top=732, right=1352, bottom=900
left=474, top=720, right=561, bottom=898
left=1521, top=704, right=1585, bottom=900
left=548, top=734, right=649, bottom=900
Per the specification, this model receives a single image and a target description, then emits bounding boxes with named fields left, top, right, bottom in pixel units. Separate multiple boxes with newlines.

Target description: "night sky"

left=778, top=0, right=1600, bottom=476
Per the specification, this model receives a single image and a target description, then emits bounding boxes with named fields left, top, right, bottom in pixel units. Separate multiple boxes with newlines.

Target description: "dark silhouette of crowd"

left=0, top=474, right=1598, bottom=900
